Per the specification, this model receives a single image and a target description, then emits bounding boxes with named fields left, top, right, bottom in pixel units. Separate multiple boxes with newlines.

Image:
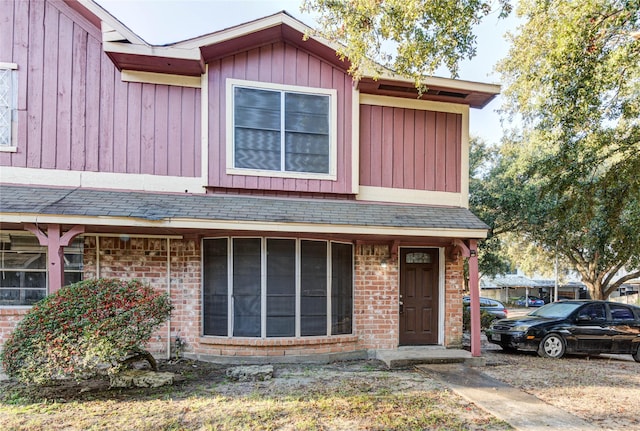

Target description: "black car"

left=463, top=296, right=508, bottom=319
left=485, top=300, right=640, bottom=361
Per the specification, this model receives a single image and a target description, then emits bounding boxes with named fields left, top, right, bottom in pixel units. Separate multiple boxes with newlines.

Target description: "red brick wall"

left=354, top=244, right=399, bottom=350
left=444, top=253, right=465, bottom=348
left=0, top=308, right=30, bottom=347
left=0, top=236, right=465, bottom=358
left=83, top=236, right=189, bottom=357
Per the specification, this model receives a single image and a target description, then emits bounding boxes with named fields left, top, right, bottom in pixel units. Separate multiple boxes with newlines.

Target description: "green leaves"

left=0, top=278, right=172, bottom=384
left=302, top=0, right=512, bottom=84
left=485, top=0, right=640, bottom=299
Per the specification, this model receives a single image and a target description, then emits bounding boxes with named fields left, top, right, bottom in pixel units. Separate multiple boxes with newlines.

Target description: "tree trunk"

left=583, top=279, right=604, bottom=300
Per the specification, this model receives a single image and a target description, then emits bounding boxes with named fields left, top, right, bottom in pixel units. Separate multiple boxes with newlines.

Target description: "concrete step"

left=376, top=347, right=486, bottom=368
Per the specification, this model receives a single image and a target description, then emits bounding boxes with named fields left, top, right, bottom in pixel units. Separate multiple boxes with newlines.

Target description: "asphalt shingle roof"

left=0, top=185, right=489, bottom=231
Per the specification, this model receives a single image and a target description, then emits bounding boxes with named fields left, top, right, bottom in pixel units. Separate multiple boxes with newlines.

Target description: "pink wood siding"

left=0, top=0, right=201, bottom=178
left=359, top=104, right=461, bottom=193
left=207, top=42, right=354, bottom=194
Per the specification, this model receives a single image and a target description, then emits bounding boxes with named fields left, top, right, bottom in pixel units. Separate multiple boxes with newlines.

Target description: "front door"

left=399, top=248, right=439, bottom=345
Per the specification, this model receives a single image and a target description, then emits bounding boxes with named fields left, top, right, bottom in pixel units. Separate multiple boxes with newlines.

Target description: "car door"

left=571, top=303, right=611, bottom=353
left=608, top=303, right=640, bottom=354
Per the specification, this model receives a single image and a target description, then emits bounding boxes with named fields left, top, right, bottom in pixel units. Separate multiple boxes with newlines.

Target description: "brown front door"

left=399, top=248, right=439, bottom=345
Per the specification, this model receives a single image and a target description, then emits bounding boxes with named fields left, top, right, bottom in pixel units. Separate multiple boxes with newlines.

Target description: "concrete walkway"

left=417, top=363, right=598, bottom=431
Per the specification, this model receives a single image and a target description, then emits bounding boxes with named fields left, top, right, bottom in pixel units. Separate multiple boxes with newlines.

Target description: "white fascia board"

left=0, top=167, right=206, bottom=194
left=121, top=70, right=202, bottom=88
left=360, top=93, right=469, bottom=114
left=0, top=214, right=488, bottom=239
left=173, top=12, right=344, bottom=57
left=79, top=0, right=147, bottom=45
left=364, top=67, right=501, bottom=96
left=103, top=41, right=201, bottom=61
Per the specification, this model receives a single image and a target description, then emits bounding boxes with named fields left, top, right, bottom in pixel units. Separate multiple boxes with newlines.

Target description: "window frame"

left=0, top=62, right=18, bottom=152
left=226, top=78, right=338, bottom=181
left=201, top=236, right=353, bottom=338
left=0, top=233, right=84, bottom=307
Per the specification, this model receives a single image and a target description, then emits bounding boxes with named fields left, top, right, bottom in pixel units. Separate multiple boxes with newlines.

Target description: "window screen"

left=233, top=85, right=330, bottom=175
left=331, top=242, right=353, bottom=335
left=202, top=238, right=228, bottom=336
left=233, top=238, right=262, bottom=337
left=266, top=239, right=296, bottom=337
left=300, top=240, right=327, bottom=336
left=202, top=238, right=352, bottom=338
left=284, top=93, right=329, bottom=173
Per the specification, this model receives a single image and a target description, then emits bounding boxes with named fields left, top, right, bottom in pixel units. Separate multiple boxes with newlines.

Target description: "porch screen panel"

left=266, top=239, right=296, bottom=337
left=300, top=240, right=327, bottom=336
left=234, top=87, right=281, bottom=170
left=284, top=93, right=330, bottom=173
left=233, top=238, right=261, bottom=337
left=202, top=238, right=228, bottom=336
left=331, top=242, right=353, bottom=335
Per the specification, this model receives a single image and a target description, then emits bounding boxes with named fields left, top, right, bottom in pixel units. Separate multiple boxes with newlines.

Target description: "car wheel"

left=538, top=334, right=566, bottom=359
left=633, top=345, right=640, bottom=363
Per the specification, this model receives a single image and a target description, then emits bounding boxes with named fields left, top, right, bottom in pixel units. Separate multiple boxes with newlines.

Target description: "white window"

left=202, top=237, right=353, bottom=338
left=0, top=233, right=84, bottom=306
left=227, top=79, right=337, bottom=180
left=0, top=63, right=18, bottom=151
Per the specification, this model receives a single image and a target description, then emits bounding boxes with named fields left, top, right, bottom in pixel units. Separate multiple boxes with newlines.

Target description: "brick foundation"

left=0, top=235, right=465, bottom=358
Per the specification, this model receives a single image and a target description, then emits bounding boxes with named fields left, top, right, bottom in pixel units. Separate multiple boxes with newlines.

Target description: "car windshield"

left=528, top=302, right=583, bottom=318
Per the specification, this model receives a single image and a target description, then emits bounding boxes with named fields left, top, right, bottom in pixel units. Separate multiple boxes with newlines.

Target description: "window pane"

left=203, top=239, right=229, bottom=336
left=300, top=240, right=327, bottom=336
left=234, top=129, right=281, bottom=170
left=0, top=288, right=46, bottom=306
left=0, top=271, right=46, bottom=288
left=266, top=239, right=296, bottom=337
left=331, top=243, right=353, bottom=335
left=284, top=93, right=329, bottom=174
left=285, top=132, right=329, bottom=173
left=285, top=93, right=329, bottom=134
left=234, top=87, right=281, bottom=170
left=233, top=238, right=261, bottom=337
left=406, top=252, right=432, bottom=264
left=64, top=272, right=83, bottom=286
left=610, top=304, right=635, bottom=320
left=0, top=252, right=46, bottom=269
left=0, top=68, right=13, bottom=147
left=0, top=271, right=47, bottom=306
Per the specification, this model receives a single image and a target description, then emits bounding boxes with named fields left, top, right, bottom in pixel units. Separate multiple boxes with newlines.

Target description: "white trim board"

left=357, top=186, right=466, bottom=207
left=121, top=70, right=201, bottom=88
left=0, top=167, right=205, bottom=194
left=0, top=213, right=488, bottom=239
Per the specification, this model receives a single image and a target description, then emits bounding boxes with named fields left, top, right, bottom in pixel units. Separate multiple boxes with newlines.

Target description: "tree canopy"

left=487, top=0, right=640, bottom=299
left=302, top=0, right=512, bottom=85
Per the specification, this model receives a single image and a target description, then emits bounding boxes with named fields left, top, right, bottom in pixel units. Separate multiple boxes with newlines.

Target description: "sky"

left=95, top=0, right=520, bottom=144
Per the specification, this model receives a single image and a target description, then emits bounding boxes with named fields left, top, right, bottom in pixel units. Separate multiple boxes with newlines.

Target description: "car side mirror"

left=577, top=315, right=592, bottom=322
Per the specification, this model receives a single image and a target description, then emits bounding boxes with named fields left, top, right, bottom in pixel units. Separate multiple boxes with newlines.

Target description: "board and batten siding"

left=359, top=104, right=462, bottom=193
left=0, top=0, right=201, bottom=178
left=207, top=41, right=353, bottom=194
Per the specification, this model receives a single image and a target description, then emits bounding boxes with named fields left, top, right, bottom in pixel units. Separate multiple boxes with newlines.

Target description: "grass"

left=0, top=360, right=511, bottom=431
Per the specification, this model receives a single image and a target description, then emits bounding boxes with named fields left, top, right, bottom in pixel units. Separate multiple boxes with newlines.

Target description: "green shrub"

left=463, top=307, right=498, bottom=332
left=0, top=278, right=172, bottom=384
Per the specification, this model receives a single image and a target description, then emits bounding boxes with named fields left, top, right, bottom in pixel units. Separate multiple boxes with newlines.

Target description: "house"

left=0, top=0, right=498, bottom=361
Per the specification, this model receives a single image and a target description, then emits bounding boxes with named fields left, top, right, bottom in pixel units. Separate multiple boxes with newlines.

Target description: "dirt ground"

left=481, top=346, right=640, bottom=430
left=1, top=345, right=638, bottom=430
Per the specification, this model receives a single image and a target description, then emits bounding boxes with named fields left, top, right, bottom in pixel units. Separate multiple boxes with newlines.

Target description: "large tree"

left=302, top=0, right=512, bottom=84
left=492, top=0, right=640, bottom=299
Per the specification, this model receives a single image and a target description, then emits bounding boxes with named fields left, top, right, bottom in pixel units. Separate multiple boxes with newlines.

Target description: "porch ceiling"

left=0, top=185, right=488, bottom=238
